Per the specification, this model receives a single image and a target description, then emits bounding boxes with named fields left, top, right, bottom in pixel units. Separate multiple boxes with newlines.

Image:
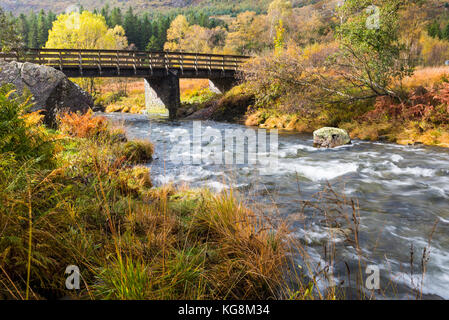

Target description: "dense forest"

left=4, top=6, right=228, bottom=51
left=2, top=0, right=449, bottom=56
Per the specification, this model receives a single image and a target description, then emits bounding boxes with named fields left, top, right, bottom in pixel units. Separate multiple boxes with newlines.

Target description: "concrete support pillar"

left=145, top=72, right=180, bottom=120
left=209, top=78, right=236, bottom=94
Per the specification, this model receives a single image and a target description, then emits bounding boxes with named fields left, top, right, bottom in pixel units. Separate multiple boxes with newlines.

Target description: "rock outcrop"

left=0, top=61, right=93, bottom=126
left=313, top=127, right=351, bottom=148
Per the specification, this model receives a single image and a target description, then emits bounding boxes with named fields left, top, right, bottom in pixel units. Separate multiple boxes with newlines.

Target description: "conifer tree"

left=27, top=12, right=38, bottom=48
left=0, top=7, right=21, bottom=50
left=17, top=13, right=29, bottom=47
left=101, top=4, right=111, bottom=27
left=428, top=20, right=442, bottom=39
left=124, top=7, right=138, bottom=46
left=46, top=11, right=57, bottom=32
left=110, top=7, right=123, bottom=28
left=443, top=22, right=449, bottom=41
left=37, top=10, right=47, bottom=47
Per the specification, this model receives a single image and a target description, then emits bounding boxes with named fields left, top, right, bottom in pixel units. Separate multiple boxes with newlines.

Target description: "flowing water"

left=102, top=112, right=449, bottom=299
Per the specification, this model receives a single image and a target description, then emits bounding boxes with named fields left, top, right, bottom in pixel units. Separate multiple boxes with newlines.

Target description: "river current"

left=101, top=112, right=449, bottom=299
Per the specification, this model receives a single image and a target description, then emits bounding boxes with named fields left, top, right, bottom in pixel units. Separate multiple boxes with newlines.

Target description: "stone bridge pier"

left=145, top=75, right=237, bottom=120
left=209, top=78, right=237, bottom=94
left=145, top=72, right=180, bottom=120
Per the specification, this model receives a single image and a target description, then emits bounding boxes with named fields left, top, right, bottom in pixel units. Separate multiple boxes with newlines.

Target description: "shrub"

left=181, top=88, right=217, bottom=105
left=108, top=128, right=128, bottom=144
left=105, top=94, right=146, bottom=114
left=117, top=166, right=152, bottom=196
left=0, top=85, right=55, bottom=165
left=120, top=140, right=154, bottom=164
left=57, top=110, right=108, bottom=139
left=243, top=41, right=341, bottom=116
left=200, top=84, right=255, bottom=122
left=95, top=90, right=127, bottom=107
left=361, top=83, right=449, bottom=124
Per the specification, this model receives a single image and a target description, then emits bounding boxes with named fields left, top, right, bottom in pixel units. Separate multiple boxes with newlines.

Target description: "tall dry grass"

left=401, top=66, right=449, bottom=89
left=0, top=100, right=292, bottom=300
left=91, top=186, right=291, bottom=300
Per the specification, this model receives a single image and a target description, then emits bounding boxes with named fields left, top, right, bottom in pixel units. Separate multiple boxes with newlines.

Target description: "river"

left=101, top=112, right=449, bottom=299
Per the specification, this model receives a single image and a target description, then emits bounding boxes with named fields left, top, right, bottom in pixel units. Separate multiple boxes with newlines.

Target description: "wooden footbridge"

left=0, top=48, right=250, bottom=118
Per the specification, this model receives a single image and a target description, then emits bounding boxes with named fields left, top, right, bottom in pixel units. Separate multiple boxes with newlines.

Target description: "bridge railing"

left=0, top=48, right=250, bottom=73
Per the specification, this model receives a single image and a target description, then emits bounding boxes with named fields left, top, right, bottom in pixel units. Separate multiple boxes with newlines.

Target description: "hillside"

left=0, top=0, right=326, bottom=14
left=1, top=0, right=195, bottom=13
left=1, top=0, right=272, bottom=14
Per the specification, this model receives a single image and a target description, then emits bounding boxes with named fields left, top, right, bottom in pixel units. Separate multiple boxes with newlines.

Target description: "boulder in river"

left=313, top=127, right=351, bottom=148
left=0, top=61, right=93, bottom=127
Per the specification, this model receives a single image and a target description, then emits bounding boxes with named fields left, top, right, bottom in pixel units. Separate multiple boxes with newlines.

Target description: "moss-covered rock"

left=313, top=127, right=351, bottom=148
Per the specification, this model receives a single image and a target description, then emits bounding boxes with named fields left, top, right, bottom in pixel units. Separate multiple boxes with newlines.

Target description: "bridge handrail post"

left=78, top=49, right=83, bottom=76
left=59, top=50, right=63, bottom=71
left=148, top=52, right=153, bottom=76
left=222, top=56, right=225, bottom=75
left=208, top=55, right=212, bottom=76
left=97, top=50, right=102, bottom=75
left=132, top=51, right=137, bottom=75
left=116, top=50, right=120, bottom=76
left=180, top=52, right=184, bottom=75
left=164, top=52, right=169, bottom=75
left=195, top=53, right=198, bottom=75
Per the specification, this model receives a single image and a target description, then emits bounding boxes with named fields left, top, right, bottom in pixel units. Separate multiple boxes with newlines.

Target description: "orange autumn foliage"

left=362, top=83, right=449, bottom=124
left=57, top=110, right=108, bottom=138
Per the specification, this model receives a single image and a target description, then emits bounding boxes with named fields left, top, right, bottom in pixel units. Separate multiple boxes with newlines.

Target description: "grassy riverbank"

left=0, top=85, right=293, bottom=300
